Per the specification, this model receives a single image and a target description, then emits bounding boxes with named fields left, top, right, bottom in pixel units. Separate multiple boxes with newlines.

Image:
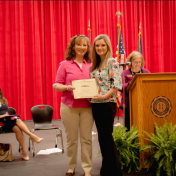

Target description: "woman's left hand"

left=93, top=94, right=106, bottom=100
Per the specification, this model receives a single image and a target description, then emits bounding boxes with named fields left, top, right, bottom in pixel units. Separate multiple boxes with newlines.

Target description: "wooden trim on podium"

left=127, top=73, right=176, bottom=91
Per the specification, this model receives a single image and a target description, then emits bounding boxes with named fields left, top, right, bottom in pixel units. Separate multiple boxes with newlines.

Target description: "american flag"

left=116, top=27, right=125, bottom=108
left=116, top=30, right=125, bottom=64
left=118, top=31, right=125, bottom=54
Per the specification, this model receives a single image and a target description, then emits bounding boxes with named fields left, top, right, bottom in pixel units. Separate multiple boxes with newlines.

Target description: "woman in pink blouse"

left=90, top=34, right=123, bottom=176
left=53, top=35, right=94, bottom=176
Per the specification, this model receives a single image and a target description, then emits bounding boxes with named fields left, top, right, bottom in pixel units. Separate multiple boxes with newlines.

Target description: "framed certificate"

left=72, top=78, right=98, bottom=99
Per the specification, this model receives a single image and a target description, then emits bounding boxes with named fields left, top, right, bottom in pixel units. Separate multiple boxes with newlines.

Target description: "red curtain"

left=0, top=1, right=175, bottom=120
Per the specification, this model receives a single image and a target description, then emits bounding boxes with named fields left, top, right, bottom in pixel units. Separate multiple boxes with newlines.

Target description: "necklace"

left=130, top=68, right=142, bottom=77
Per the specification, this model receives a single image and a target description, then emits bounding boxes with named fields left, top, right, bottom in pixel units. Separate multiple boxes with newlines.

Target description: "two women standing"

left=53, top=34, right=123, bottom=176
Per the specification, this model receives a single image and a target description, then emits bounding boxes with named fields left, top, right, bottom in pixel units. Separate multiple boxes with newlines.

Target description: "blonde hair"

left=65, top=35, right=91, bottom=63
left=126, top=51, right=145, bottom=68
left=91, top=34, right=112, bottom=72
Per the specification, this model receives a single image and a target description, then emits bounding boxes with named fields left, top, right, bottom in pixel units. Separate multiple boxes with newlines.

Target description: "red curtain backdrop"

left=0, top=1, right=175, bottom=120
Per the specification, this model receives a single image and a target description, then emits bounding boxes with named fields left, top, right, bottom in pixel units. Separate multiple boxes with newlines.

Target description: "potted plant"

left=142, top=121, right=176, bottom=176
left=112, top=125, right=142, bottom=173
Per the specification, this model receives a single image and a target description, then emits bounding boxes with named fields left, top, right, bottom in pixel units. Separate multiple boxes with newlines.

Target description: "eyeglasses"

left=133, top=61, right=143, bottom=64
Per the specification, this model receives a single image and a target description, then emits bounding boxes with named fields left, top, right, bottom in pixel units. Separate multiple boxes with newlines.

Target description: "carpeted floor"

left=0, top=117, right=152, bottom=176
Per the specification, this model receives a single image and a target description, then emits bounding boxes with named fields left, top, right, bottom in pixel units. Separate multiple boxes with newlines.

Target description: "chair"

left=28, top=105, right=64, bottom=156
left=7, top=107, right=16, bottom=115
left=0, top=107, right=20, bottom=152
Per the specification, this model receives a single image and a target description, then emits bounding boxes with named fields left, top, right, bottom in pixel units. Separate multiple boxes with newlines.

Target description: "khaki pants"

left=60, top=103, right=94, bottom=173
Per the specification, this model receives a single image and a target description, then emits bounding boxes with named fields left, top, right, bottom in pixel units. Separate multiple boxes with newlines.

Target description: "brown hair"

left=126, top=51, right=145, bottom=68
left=65, top=35, right=91, bottom=63
left=91, top=34, right=112, bottom=72
left=0, top=89, right=8, bottom=106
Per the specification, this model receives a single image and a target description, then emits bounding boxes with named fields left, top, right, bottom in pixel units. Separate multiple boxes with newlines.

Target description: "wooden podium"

left=127, top=73, right=176, bottom=167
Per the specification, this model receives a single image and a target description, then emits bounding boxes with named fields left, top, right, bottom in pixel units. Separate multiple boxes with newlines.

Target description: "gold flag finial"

left=115, top=11, right=123, bottom=24
left=88, top=20, right=91, bottom=31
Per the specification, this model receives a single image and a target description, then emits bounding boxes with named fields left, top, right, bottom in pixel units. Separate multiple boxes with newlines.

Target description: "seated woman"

left=0, top=91, right=43, bottom=161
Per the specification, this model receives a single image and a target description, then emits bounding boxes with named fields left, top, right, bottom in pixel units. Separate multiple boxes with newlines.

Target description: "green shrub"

left=113, top=125, right=141, bottom=173
left=142, top=121, right=176, bottom=176
left=97, top=125, right=141, bottom=173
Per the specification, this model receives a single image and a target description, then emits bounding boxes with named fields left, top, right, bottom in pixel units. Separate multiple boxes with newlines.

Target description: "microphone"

left=119, top=62, right=131, bottom=66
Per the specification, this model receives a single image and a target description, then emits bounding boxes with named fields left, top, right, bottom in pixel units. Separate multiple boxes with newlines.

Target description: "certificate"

left=72, top=79, right=98, bottom=99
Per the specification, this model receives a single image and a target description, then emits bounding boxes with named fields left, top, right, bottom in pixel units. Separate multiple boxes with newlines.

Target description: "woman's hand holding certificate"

left=72, top=79, right=98, bottom=99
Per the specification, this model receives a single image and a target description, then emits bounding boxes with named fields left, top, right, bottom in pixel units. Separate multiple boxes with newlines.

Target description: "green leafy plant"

left=142, top=121, right=176, bottom=176
left=97, top=125, right=141, bottom=173
left=113, top=125, right=141, bottom=173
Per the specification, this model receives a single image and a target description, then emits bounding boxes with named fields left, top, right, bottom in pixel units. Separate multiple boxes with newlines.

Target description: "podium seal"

left=150, top=96, right=172, bottom=118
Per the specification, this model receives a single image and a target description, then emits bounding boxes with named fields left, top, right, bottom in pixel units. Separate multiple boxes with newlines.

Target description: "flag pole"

left=115, top=12, right=123, bottom=63
left=138, top=22, right=141, bottom=53
left=87, top=20, right=91, bottom=44
left=116, top=11, right=125, bottom=127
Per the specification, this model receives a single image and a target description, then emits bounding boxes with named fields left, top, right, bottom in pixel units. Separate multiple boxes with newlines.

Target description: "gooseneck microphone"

left=119, top=62, right=131, bottom=66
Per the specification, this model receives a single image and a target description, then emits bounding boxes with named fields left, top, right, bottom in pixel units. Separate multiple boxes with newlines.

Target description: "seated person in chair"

left=0, top=89, right=43, bottom=161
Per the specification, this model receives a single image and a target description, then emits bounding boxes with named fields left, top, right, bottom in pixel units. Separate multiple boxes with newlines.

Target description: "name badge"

left=127, top=75, right=133, bottom=77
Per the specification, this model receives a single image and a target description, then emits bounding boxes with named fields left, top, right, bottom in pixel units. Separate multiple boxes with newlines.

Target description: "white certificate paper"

left=72, top=79, right=98, bottom=99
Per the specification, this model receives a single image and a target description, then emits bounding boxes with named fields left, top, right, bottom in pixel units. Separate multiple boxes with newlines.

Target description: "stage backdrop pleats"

left=0, top=1, right=175, bottom=120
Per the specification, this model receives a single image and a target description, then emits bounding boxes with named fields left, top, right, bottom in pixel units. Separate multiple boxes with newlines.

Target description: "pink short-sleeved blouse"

left=55, top=59, right=92, bottom=108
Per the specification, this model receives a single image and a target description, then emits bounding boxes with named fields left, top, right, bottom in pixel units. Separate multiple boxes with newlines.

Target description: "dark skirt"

left=0, top=115, right=19, bottom=132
